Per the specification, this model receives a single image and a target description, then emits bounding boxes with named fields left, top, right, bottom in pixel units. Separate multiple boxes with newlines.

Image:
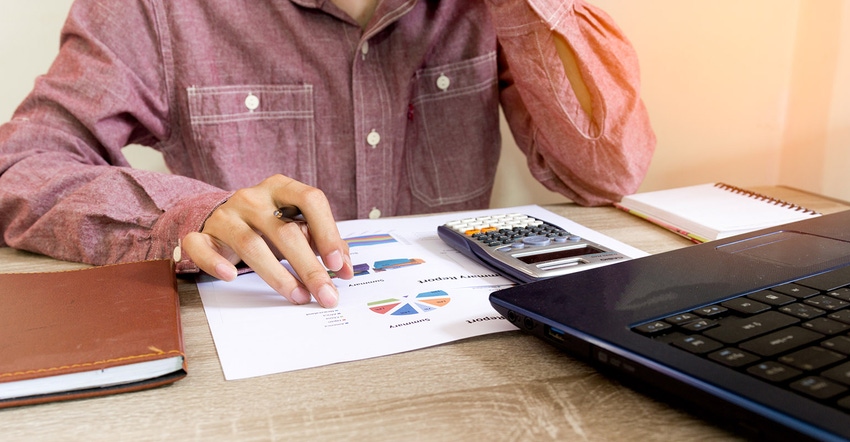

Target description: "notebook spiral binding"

left=714, top=183, right=821, bottom=215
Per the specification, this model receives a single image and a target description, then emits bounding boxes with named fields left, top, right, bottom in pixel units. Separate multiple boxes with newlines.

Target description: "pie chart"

left=367, top=290, right=451, bottom=315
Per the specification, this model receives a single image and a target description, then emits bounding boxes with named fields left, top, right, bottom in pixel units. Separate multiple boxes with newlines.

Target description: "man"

left=0, top=0, right=655, bottom=307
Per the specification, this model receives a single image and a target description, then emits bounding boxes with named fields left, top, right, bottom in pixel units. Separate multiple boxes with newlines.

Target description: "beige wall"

left=1, top=1, right=72, bottom=116
left=3, top=1, right=849, bottom=207
left=497, top=0, right=850, bottom=206
left=779, top=0, right=850, bottom=201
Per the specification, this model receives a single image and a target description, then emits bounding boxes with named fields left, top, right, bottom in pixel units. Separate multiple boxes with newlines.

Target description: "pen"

left=273, top=205, right=305, bottom=223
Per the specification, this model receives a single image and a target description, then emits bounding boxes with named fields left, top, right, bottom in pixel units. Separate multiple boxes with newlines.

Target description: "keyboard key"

left=747, top=361, right=802, bottom=383
left=708, top=348, right=760, bottom=367
left=828, top=310, right=850, bottom=325
left=721, top=298, right=770, bottom=314
left=778, top=346, right=844, bottom=371
left=739, top=327, right=823, bottom=357
left=790, top=376, right=848, bottom=400
left=747, top=290, right=795, bottom=306
left=822, top=361, right=850, bottom=386
left=827, top=288, right=850, bottom=302
left=664, top=313, right=700, bottom=326
left=771, top=283, right=820, bottom=299
left=703, top=311, right=799, bottom=344
left=692, top=305, right=728, bottom=318
left=822, top=336, right=850, bottom=355
left=802, top=317, right=849, bottom=335
left=681, top=319, right=717, bottom=332
left=633, top=321, right=672, bottom=336
left=804, top=295, right=850, bottom=311
left=670, top=335, right=723, bottom=354
left=779, top=303, right=826, bottom=319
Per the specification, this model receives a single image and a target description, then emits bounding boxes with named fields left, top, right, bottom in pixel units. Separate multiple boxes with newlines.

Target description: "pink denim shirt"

left=0, top=0, right=655, bottom=272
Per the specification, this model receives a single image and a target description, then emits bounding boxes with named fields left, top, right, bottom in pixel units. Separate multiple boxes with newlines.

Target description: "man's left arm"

left=486, top=0, right=656, bottom=206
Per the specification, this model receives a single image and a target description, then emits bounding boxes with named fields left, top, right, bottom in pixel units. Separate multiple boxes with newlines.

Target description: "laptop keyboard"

left=633, top=265, right=850, bottom=413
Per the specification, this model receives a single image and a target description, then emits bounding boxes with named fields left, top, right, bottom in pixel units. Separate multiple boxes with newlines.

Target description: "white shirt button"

left=436, top=74, right=451, bottom=91
left=245, top=93, right=260, bottom=111
left=369, top=208, right=382, bottom=219
left=361, top=41, right=370, bottom=56
left=366, top=129, right=381, bottom=147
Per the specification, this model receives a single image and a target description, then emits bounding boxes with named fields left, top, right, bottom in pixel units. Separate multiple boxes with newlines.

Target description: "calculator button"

left=522, top=236, right=551, bottom=247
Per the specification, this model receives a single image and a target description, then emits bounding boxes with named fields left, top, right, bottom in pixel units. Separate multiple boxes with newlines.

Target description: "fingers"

left=230, top=222, right=321, bottom=306
left=186, top=175, right=352, bottom=308
left=181, top=232, right=239, bottom=281
left=262, top=220, right=340, bottom=307
left=271, top=181, right=354, bottom=279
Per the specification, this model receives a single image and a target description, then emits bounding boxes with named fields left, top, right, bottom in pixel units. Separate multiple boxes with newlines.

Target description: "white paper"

left=198, top=205, right=647, bottom=380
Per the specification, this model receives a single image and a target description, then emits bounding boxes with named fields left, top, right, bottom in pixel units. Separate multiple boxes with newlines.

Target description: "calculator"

left=437, top=213, right=628, bottom=283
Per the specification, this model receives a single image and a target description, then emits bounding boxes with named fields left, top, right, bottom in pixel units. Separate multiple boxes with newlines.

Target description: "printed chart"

left=346, top=234, right=397, bottom=247
left=368, top=290, right=451, bottom=316
left=198, top=205, right=647, bottom=379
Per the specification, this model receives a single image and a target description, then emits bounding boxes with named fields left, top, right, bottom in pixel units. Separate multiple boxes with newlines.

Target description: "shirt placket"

left=352, top=32, right=393, bottom=220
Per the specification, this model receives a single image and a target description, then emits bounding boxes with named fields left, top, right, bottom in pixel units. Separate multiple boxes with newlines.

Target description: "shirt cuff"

left=149, top=190, right=233, bottom=273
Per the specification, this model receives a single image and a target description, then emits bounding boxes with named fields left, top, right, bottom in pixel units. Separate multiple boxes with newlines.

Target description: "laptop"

left=489, top=209, right=850, bottom=441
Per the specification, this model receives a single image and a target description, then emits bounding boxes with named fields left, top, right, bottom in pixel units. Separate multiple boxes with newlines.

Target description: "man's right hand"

left=181, top=175, right=353, bottom=308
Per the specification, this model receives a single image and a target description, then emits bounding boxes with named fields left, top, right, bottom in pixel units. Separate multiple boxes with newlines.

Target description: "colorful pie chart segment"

left=368, top=290, right=451, bottom=316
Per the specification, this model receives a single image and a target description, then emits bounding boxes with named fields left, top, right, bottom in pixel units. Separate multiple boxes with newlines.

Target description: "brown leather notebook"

left=0, top=259, right=186, bottom=408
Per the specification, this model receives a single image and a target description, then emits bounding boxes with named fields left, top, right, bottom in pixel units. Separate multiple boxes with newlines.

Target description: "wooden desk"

left=1, top=186, right=846, bottom=440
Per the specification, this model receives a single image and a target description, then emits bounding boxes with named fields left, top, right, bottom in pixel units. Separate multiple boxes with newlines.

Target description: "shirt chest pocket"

left=186, top=85, right=316, bottom=190
left=406, top=51, right=500, bottom=207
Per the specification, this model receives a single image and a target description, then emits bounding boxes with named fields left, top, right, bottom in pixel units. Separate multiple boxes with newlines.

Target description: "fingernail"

left=325, top=250, right=344, bottom=272
left=317, top=284, right=339, bottom=308
left=290, top=286, right=312, bottom=305
left=343, top=253, right=352, bottom=271
left=215, top=262, right=237, bottom=281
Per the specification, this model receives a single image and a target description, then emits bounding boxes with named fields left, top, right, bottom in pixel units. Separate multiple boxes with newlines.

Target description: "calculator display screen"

left=515, top=245, right=604, bottom=265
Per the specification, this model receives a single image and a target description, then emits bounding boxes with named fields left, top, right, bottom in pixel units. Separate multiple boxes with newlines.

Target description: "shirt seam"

left=148, top=0, right=179, bottom=154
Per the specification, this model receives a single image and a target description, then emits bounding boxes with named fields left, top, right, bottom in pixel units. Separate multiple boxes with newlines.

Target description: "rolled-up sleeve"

left=487, top=0, right=656, bottom=205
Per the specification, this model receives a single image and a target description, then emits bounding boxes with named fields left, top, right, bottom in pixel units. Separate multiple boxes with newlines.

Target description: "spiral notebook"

left=614, top=183, right=821, bottom=243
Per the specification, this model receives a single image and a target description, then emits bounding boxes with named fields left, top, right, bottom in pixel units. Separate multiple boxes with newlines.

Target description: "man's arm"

left=487, top=0, right=656, bottom=206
